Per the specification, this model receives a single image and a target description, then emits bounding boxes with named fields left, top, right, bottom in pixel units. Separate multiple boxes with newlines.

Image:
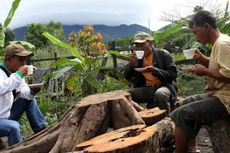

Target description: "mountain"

left=13, top=24, right=151, bottom=42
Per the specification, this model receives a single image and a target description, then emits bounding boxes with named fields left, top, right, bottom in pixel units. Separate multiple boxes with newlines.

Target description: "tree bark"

left=76, top=118, right=174, bottom=153
left=0, top=138, right=6, bottom=150
left=138, top=107, right=166, bottom=125
left=0, top=90, right=144, bottom=153
left=0, top=90, right=173, bottom=153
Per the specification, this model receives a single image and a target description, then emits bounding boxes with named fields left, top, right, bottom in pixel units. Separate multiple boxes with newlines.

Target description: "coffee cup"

left=135, top=50, right=144, bottom=59
left=27, top=65, right=35, bottom=75
left=183, top=48, right=196, bottom=59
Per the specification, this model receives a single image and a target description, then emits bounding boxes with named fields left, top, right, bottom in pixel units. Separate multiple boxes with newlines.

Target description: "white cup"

left=183, top=48, right=196, bottom=59
left=27, top=65, right=35, bottom=75
left=135, top=50, right=144, bottom=59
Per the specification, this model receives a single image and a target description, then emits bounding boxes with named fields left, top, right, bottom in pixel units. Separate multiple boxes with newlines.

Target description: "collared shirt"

left=0, top=64, right=34, bottom=118
left=205, top=33, right=230, bottom=113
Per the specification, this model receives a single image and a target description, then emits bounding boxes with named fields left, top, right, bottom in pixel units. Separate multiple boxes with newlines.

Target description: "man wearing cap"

left=123, top=32, right=177, bottom=114
left=0, top=43, right=47, bottom=146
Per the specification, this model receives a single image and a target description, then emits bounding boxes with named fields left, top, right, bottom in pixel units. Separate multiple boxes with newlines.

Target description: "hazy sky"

left=0, top=0, right=227, bottom=31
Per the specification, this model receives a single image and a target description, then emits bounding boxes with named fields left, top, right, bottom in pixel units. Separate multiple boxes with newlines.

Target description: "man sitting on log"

left=123, top=32, right=177, bottom=114
left=170, top=10, right=230, bottom=153
left=0, top=44, right=47, bottom=146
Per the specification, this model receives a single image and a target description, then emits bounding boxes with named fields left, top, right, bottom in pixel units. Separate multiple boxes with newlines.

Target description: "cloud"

left=1, top=0, right=152, bottom=29
left=1, top=0, right=226, bottom=31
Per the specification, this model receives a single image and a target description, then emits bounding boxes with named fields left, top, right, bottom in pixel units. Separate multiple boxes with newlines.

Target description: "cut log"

left=206, top=119, right=230, bottom=153
left=76, top=124, right=159, bottom=153
left=110, top=97, right=145, bottom=129
left=138, top=107, right=167, bottom=125
left=76, top=118, right=174, bottom=153
left=0, top=90, right=173, bottom=153
left=0, top=90, right=144, bottom=153
left=152, top=117, right=175, bottom=146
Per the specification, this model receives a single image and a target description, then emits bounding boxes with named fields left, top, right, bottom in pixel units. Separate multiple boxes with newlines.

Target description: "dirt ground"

left=162, top=127, right=214, bottom=153
left=196, top=128, right=214, bottom=153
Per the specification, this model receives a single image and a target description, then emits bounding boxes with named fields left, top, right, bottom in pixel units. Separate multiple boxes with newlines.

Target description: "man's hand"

left=18, top=65, right=29, bottom=76
left=193, top=49, right=203, bottom=60
left=129, top=53, right=137, bottom=65
left=144, top=66, right=154, bottom=72
left=193, top=49, right=209, bottom=67
left=30, top=86, right=41, bottom=95
left=137, top=66, right=154, bottom=73
left=189, top=64, right=207, bottom=76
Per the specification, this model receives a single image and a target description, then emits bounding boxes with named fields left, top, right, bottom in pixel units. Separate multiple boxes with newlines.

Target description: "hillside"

left=13, top=24, right=151, bottom=42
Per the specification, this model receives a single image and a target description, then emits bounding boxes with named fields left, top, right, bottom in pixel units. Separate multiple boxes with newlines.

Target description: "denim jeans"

left=0, top=119, right=22, bottom=146
left=9, top=97, right=47, bottom=133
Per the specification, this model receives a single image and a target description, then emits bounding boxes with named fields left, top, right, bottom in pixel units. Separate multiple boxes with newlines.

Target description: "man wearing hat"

left=0, top=43, right=47, bottom=146
left=123, top=32, right=177, bottom=114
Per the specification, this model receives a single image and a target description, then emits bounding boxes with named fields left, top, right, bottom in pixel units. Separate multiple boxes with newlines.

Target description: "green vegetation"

left=25, top=21, right=65, bottom=49
left=0, top=0, right=20, bottom=50
left=0, top=0, right=229, bottom=137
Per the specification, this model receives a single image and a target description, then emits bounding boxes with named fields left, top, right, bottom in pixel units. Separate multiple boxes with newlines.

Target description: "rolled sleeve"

left=219, top=68, right=230, bottom=79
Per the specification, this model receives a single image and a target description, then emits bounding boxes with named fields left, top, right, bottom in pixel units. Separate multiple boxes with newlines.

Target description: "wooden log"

left=110, top=97, right=145, bottom=129
left=0, top=90, right=144, bottom=153
left=0, top=138, right=6, bottom=150
left=76, top=118, right=174, bottom=153
left=152, top=117, right=174, bottom=146
left=138, top=107, right=167, bottom=125
left=207, top=119, right=230, bottom=153
left=76, top=124, right=160, bottom=153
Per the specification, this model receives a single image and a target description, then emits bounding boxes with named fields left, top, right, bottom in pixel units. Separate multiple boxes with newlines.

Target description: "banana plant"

left=153, top=22, right=186, bottom=44
left=43, top=31, right=103, bottom=97
left=0, top=0, right=21, bottom=49
left=217, top=0, right=230, bottom=35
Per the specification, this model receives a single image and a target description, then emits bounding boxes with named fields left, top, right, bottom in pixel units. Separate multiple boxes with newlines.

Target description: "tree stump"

left=0, top=90, right=174, bottom=153
left=138, top=107, right=166, bottom=125
left=0, top=138, right=6, bottom=150
left=207, top=118, right=230, bottom=153
left=76, top=118, right=174, bottom=153
left=0, top=90, right=144, bottom=153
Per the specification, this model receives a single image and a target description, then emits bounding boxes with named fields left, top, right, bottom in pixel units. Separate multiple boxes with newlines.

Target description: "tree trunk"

left=76, top=118, right=174, bottom=153
left=207, top=119, right=230, bottom=153
left=1, top=90, right=144, bottom=153
left=138, top=107, right=166, bottom=125
left=0, top=90, right=173, bottom=153
left=0, top=138, right=6, bottom=150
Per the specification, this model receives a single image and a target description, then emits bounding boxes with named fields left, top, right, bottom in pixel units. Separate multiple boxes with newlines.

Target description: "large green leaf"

left=3, top=0, right=21, bottom=28
left=153, top=23, right=185, bottom=43
left=84, top=72, right=101, bottom=89
left=65, top=74, right=79, bottom=92
left=52, top=66, right=73, bottom=79
left=0, top=24, right=4, bottom=48
left=50, top=58, right=71, bottom=69
left=108, top=50, right=130, bottom=59
left=108, top=50, right=122, bottom=56
left=43, top=32, right=73, bottom=49
left=43, top=32, right=84, bottom=62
